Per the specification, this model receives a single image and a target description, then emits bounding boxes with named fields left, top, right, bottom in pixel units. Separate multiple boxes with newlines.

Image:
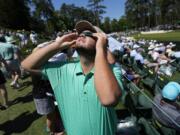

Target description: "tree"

left=0, top=0, right=31, bottom=29
left=125, top=0, right=180, bottom=29
left=29, top=17, right=45, bottom=33
left=31, top=0, right=54, bottom=20
left=118, top=16, right=129, bottom=31
left=88, top=0, right=106, bottom=26
left=160, top=0, right=179, bottom=24
left=30, top=0, right=59, bottom=33
left=125, top=0, right=140, bottom=29
left=101, top=17, right=111, bottom=33
left=59, top=3, right=96, bottom=30
left=111, top=19, right=119, bottom=32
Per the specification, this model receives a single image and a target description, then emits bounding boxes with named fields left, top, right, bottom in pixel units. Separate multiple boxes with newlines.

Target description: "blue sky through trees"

left=52, top=0, right=125, bottom=20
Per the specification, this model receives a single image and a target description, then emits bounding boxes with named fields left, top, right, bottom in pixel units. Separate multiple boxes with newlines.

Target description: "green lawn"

left=132, top=30, right=180, bottom=42
left=0, top=78, right=47, bottom=135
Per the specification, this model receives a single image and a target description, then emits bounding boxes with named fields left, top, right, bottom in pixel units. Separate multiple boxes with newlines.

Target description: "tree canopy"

left=125, top=0, right=180, bottom=29
left=0, top=0, right=179, bottom=33
left=88, top=0, right=106, bottom=26
left=0, top=0, right=30, bottom=29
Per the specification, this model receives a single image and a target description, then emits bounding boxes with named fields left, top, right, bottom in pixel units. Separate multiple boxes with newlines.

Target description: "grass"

left=0, top=77, right=47, bottom=135
left=132, top=30, right=180, bottom=42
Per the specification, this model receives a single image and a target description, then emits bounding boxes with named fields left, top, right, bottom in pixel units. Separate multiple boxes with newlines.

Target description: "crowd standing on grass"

left=0, top=20, right=180, bottom=134
left=0, top=29, right=39, bottom=109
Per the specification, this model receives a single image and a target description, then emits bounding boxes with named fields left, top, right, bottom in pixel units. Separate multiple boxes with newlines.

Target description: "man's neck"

left=80, top=55, right=94, bottom=75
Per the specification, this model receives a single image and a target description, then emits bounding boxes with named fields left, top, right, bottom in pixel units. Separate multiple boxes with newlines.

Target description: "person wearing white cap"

left=22, top=20, right=123, bottom=135
left=130, top=44, right=139, bottom=57
left=166, top=44, right=180, bottom=60
left=149, top=47, right=172, bottom=65
left=169, top=42, right=176, bottom=48
left=133, top=48, right=159, bottom=72
left=148, top=44, right=155, bottom=51
left=155, top=43, right=166, bottom=53
left=152, top=82, right=180, bottom=132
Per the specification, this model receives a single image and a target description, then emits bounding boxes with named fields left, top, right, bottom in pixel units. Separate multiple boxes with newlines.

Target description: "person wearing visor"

left=21, top=20, right=123, bottom=135
left=152, top=81, right=180, bottom=132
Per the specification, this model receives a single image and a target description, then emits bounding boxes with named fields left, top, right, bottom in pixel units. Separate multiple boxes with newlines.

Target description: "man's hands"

left=93, top=33, right=108, bottom=50
left=55, top=33, right=78, bottom=50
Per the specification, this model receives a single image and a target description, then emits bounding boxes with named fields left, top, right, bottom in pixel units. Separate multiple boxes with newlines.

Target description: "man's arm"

left=107, top=49, right=115, bottom=64
left=93, top=33, right=122, bottom=106
left=21, top=33, right=77, bottom=72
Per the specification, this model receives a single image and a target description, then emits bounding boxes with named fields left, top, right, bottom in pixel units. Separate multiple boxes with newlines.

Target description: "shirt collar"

left=76, top=61, right=94, bottom=76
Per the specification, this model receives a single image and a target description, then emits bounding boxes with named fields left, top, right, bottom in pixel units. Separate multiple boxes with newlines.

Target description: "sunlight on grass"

left=132, top=30, right=180, bottom=41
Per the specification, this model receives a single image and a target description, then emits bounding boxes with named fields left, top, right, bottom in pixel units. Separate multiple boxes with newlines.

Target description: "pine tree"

left=88, top=0, right=106, bottom=26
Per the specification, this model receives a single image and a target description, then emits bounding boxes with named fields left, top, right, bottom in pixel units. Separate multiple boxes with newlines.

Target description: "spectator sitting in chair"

left=152, top=82, right=180, bottom=132
left=125, top=67, right=141, bottom=85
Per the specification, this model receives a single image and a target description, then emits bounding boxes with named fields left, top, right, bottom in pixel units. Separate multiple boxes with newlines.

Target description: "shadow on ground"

left=0, top=111, right=41, bottom=135
left=10, top=91, right=33, bottom=105
left=17, top=81, right=32, bottom=91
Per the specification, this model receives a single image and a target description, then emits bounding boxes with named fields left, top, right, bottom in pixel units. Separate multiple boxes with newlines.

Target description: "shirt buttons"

left=83, top=91, right=87, bottom=94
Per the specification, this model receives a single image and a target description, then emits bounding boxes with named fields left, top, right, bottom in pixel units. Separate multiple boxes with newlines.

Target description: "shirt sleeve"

left=41, top=62, right=51, bottom=79
left=140, top=57, right=144, bottom=64
left=41, top=61, right=66, bottom=89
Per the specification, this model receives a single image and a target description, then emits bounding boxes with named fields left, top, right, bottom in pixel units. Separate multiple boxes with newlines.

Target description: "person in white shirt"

left=134, top=52, right=144, bottom=64
left=136, top=49, right=159, bottom=71
left=166, top=46, right=180, bottom=59
left=30, top=31, right=38, bottom=45
left=130, top=45, right=139, bottom=58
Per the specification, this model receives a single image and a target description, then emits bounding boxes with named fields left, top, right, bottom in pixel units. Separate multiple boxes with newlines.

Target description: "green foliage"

left=59, top=3, right=96, bottom=30
left=101, top=16, right=130, bottom=33
left=111, top=19, right=119, bottom=32
left=0, top=0, right=30, bottom=29
left=101, top=17, right=111, bottom=33
left=88, top=0, right=106, bottom=26
left=29, top=18, right=45, bottom=33
left=31, top=0, right=57, bottom=33
left=31, top=0, right=54, bottom=20
left=125, top=0, right=180, bottom=29
left=0, top=0, right=107, bottom=33
left=118, top=16, right=129, bottom=31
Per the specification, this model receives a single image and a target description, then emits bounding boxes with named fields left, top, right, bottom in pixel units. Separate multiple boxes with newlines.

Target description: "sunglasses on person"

left=79, top=31, right=95, bottom=39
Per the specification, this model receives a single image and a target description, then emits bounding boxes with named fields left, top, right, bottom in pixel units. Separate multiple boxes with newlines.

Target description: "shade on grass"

left=0, top=78, right=47, bottom=135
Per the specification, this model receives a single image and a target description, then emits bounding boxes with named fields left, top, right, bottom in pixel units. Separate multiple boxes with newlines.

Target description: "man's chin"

left=76, top=47, right=96, bottom=55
